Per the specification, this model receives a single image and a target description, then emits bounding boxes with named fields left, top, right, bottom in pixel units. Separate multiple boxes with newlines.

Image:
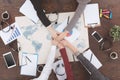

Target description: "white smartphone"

left=3, top=52, right=16, bottom=69
left=91, top=31, right=103, bottom=43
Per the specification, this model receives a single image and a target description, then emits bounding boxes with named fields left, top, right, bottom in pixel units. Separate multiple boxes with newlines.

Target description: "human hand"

left=52, top=38, right=64, bottom=49
left=55, top=30, right=69, bottom=42
left=47, top=26, right=60, bottom=39
left=52, top=38, right=59, bottom=46
left=60, top=39, right=79, bottom=55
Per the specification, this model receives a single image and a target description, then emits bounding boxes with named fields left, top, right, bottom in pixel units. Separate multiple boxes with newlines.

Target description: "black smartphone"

left=3, top=52, right=16, bottom=69
left=91, top=31, right=103, bottom=43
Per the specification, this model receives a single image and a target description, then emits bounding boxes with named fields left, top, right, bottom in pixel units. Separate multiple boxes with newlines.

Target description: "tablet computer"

left=3, top=52, right=16, bottom=69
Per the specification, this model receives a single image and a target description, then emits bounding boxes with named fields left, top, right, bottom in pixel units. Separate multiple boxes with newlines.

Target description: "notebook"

left=19, top=0, right=39, bottom=23
left=84, top=3, right=101, bottom=28
left=83, top=49, right=102, bottom=69
left=20, top=53, right=38, bottom=76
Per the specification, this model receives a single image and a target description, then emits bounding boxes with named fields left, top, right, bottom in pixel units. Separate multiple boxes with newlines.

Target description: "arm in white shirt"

left=32, top=45, right=56, bottom=80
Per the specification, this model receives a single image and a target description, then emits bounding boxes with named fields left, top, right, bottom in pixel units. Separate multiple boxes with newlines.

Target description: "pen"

left=26, top=56, right=32, bottom=62
left=67, top=16, right=70, bottom=24
left=90, top=53, right=93, bottom=62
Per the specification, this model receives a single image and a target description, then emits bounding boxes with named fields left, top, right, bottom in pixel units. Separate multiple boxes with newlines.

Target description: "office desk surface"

left=0, top=0, right=120, bottom=80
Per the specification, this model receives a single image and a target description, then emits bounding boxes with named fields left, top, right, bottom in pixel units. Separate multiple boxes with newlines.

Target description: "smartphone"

left=3, top=52, right=16, bottom=69
left=91, top=31, right=103, bottom=43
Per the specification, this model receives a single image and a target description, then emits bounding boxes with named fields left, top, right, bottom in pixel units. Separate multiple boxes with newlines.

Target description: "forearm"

left=33, top=46, right=56, bottom=80
left=76, top=53, right=109, bottom=80
left=30, top=0, right=51, bottom=27
left=65, top=0, right=91, bottom=31
left=76, top=53, right=98, bottom=74
left=59, top=48, right=74, bottom=80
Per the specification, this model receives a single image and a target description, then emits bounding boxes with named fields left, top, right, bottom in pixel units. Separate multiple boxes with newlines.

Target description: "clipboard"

left=20, top=53, right=38, bottom=76
left=84, top=3, right=101, bottom=28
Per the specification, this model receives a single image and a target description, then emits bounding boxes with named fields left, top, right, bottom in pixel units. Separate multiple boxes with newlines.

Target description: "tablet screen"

left=4, top=53, right=15, bottom=67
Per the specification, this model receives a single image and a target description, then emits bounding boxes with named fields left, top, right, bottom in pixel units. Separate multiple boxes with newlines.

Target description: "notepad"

left=84, top=3, right=101, bottom=28
left=20, top=53, right=38, bottom=76
left=83, top=49, right=102, bottom=69
left=19, top=0, right=39, bottom=23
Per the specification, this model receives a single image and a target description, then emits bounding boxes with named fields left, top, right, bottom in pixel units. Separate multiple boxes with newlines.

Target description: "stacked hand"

left=49, top=27, right=79, bottom=56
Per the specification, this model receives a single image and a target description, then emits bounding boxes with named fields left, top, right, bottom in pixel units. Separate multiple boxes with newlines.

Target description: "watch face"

left=48, top=13, right=58, bottom=22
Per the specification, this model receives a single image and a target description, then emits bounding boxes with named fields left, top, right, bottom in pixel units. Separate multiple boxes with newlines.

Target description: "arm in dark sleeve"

left=77, top=53, right=110, bottom=80
left=65, top=0, right=91, bottom=31
left=60, top=48, right=74, bottom=80
left=30, top=0, right=51, bottom=27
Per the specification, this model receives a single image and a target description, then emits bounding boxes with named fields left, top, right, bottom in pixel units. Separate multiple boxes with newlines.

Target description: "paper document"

left=20, top=53, right=38, bottom=76
left=0, top=23, right=22, bottom=45
left=83, top=49, right=102, bottom=69
left=65, top=28, right=80, bottom=43
left=16, top=12, right=89, bottom=64
left=55, top=18, right=68, bottom=32
left=84, top=3, right=100, bottom=28
left=15, top=16, right=35, bottom=27
left=19, top=0, right=39, bottom=23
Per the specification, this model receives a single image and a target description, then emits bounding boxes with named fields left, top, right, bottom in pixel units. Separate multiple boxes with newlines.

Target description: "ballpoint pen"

left=26, top=56, right=32, bottom=62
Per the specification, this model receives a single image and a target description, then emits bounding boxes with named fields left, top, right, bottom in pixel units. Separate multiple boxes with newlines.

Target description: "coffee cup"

left=1, top=11, right=9, bottom=21
left=37, top=65, right=44, bottom=72
left=110, top=52, right=118, bottom=60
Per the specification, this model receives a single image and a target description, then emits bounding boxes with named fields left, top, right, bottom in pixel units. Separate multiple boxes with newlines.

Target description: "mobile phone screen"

left=4, top=53, right=15, bottom=67
left=93, top=32, right=101, bottom=41
left=92, top=31, right=103, bottom=42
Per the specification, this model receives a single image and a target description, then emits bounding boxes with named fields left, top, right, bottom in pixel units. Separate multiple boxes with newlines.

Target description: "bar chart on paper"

left=0, top=23, right=22, bottom=45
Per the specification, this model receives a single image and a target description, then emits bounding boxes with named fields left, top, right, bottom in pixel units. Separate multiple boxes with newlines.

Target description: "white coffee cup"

left=110, top=52, right=118, bottom=60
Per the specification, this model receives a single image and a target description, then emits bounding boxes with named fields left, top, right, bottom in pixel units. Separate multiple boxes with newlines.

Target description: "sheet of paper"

left=20, top=53, right=38, bottom=76
left=19, top=0, right=39, bottom=23
left=15, top=16, right=35, bottom=27
left=83, top=49, right=102, bottom=69
left=84, top=3, right=100, bottom=27
left=55, top=18, right=68, bottom=32
left=65, top=28, right=80, bottom=43
left=0, top=23, right=22, bottom=45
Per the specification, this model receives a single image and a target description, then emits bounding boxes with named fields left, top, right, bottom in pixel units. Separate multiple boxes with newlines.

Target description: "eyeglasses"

left=7, top=41, right=22, bottom=53
left=0, top=11, right=12, bottom=33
